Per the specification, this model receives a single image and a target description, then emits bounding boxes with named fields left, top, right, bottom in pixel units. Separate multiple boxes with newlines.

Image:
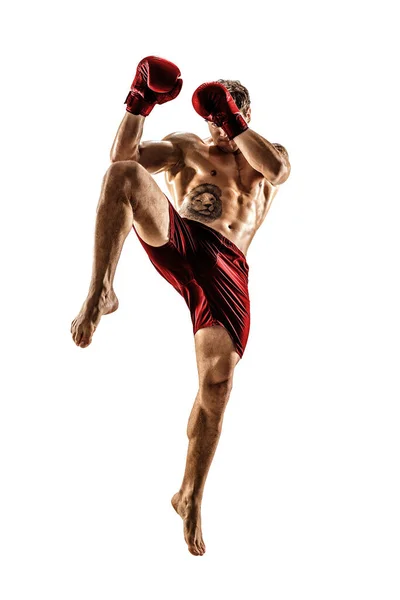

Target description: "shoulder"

left=162, top=131, right=204, bottom=147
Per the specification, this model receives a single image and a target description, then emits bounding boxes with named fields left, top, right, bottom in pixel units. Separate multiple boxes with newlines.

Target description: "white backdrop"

left=1, top=0, right=399, bottom=598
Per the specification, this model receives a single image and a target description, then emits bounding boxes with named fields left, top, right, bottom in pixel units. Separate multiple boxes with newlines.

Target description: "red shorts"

left=132, top=196, right=251, bottom=358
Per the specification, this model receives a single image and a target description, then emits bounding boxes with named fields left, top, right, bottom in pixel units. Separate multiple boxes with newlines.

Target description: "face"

left=207, top=108, right=251, bottom=153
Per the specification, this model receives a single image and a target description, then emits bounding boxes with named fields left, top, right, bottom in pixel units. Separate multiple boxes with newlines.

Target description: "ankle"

left=86, top=286, right=113, bottom=304
left=179, top=487, right=203, bottom=507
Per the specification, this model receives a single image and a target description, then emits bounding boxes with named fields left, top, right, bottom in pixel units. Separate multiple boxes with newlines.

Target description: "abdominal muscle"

left=164, top=142, right=276, bottom=255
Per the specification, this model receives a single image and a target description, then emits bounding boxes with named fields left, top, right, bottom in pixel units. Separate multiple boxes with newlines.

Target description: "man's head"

left=207, top=79, right=251, bottom=153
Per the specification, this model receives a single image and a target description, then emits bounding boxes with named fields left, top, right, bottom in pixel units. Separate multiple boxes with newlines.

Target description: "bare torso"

left=164, top=133, right=280, bottom=256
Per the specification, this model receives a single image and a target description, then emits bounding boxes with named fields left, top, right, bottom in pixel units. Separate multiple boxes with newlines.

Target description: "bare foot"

left=71, top=289, right=119, bottom=348
left=171, top=491, right=206, bottom=556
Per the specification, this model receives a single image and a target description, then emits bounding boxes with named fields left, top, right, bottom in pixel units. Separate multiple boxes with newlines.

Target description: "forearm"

left=234, top=128, right=288, bottom=184
left=110, top=112, right=145, bottom=162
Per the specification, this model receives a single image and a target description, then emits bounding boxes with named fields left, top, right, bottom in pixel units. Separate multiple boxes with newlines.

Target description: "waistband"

left=182, top=217, right=248, bottom=262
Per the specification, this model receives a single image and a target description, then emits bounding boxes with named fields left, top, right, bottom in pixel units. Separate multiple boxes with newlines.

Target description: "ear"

left=245, top=107, right=251, bottom=123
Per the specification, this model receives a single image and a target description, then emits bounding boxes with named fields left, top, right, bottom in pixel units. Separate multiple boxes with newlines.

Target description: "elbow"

left=267, top=162, right=291, bottom=185
left=110, top=148, right=140, bottom=164
left=275, top=164, right=291, bottom=185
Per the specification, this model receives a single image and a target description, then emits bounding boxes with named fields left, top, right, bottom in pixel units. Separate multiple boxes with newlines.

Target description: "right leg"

left=71, top=160, right=170, bottom=347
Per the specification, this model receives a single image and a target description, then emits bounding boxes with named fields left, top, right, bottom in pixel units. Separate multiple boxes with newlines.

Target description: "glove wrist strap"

left=221, top=113, right=248, bottom=140
left=124, top=91, right=155, bottom=117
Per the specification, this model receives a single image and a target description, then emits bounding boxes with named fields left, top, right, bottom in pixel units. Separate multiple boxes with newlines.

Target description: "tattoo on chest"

left=181, top=183, right=223, bottom=223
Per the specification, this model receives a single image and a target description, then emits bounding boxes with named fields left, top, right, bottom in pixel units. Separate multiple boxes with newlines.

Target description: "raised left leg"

left=171, top=325, right=240, bottom=556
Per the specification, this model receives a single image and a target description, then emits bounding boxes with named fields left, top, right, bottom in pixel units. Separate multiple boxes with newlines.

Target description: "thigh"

left=124, top=161, right=170, bottom=247
left=192, top=256, right=250, bottom=362
left=194, top=325, right=241, bottom=386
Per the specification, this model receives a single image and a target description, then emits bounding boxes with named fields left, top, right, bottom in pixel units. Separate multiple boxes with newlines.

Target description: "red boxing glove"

left=192, top=82, right=248, bottom=140
left=125, top=56, right=182, bottom=116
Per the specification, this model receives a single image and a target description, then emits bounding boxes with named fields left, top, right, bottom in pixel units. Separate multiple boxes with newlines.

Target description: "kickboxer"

left=71, top=55, right=290, bottom=556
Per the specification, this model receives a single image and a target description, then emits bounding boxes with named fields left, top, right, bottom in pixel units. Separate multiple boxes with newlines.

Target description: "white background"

left=1, top=0, right=399, bottom=598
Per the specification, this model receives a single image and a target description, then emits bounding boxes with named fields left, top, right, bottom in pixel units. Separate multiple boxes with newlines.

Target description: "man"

left=71, top=56, right=291, bottom=556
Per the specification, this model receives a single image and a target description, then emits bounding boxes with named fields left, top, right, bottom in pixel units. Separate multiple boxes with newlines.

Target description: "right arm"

left=110, top=112, right=185, bottom=174
left=110, top=56, right=184, bottom=172
left=110, top=112, right=145, bottom=163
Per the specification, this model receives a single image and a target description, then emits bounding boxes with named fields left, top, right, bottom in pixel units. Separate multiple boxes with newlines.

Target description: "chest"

left=182, top=146, right=264, bottom=193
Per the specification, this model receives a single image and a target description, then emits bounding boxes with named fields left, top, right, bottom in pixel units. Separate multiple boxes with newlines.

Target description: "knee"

left=105, top=159, right=146, bottom=184
left=103, top=161, right=148, bottom=209
left=198, top=352, right=237, bottom=387
left=199, top=376, right=234, bottom=419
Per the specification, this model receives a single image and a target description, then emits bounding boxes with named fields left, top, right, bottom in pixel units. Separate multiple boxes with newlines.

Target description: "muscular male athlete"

left=70, top=56, right=291, bottom=556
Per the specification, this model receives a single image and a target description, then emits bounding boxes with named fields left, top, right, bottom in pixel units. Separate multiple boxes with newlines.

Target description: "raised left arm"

left=234, top=128, right=291, bottom=185
left=192, top=82, right=291, bottom=185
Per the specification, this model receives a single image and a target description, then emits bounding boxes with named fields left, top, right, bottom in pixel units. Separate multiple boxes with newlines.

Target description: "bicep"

left=138, top=138, right=183, bottom=174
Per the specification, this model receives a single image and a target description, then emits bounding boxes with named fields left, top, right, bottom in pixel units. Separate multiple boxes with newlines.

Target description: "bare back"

left=162, top=133, right=280, bottom=256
